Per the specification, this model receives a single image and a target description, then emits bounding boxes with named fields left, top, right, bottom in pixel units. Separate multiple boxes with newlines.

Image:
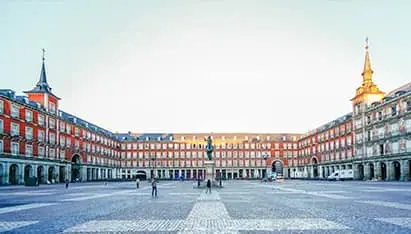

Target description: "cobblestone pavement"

left=0, top=180, right=411, bottom=233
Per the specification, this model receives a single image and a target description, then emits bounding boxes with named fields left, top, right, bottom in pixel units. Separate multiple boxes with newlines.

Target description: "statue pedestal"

left=204, top=160, right=215, bottom=184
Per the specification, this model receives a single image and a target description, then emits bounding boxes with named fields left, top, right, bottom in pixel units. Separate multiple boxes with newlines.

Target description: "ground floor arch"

left=59, top=166, right=66, bottom=183
left=48, top=166, right=55, bottom=183
left=357, top=164, right=364, bottom=180
left=369, top=163, right=375, bottom=179
left=71, top=154, right=81, bottom=182
left=24, top=165, right=33, bottom=184
left=272, top=160, right=283, bottom=176
left=380, top=162, right=387, bottom=180
left=9, top=164, right=19, bottom=185
left=312, top=157, right=319, bottom=178
left=0, top=164, right=3, bottom=185
left=37, top=166, right=45, bottom=184
left=392, top=161, right=401, bottom=181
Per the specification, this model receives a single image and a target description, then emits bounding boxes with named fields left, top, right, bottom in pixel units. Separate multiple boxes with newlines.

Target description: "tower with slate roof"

left=24, top=49, right=60, bottom=115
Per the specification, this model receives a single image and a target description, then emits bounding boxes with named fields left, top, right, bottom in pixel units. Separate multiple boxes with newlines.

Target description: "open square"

left=1, top=180, right=411, bottom=233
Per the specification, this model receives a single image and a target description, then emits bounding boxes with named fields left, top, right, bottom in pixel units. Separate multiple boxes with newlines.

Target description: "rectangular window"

left=38, top=114, right=44, bottom=126
left=0, top=119, right=3, bottom=133
left=0, top=140, right=3, bottom=152
left=60, top=122, right=65, bottom=132
left=11, top=104, right=19, bottom=118
left=38, top=146, right=44, bottom=157
left=25, top=126, right=33, bottom=140
left=60, top=150, right=65, bottom=160
left=38, top=130, right=44, bottom=142
left=49, top=148, right=55, bottom=158
left=25, top=144, right=33, bottom=157
left=49, top=102, right=56, bottom=114
left=49, top=133, right=55, bottom=145
left=11, top=142, right=19, bottom=155
left=11, top=122, right=19, bottom=136
left=0, top=100, right=3, bottom=113
left=49, top=118, right=55, bottom=129
left=25, top=110, right=33, bottom=122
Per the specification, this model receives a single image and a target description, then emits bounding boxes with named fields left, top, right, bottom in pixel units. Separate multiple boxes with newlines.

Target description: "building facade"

left=1, top=42, right=410, bottom=185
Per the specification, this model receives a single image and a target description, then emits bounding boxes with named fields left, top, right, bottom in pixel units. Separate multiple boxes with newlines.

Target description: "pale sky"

left=1, top=0, right=410, bottom=134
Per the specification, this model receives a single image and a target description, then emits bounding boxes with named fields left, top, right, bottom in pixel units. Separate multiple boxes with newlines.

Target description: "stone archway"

left=48, top=167, right=55, bottom=183
left=392, top=161, right=401, bottom=181
left=9, top=164, right=19, bottom=185
left=357, top=164, right=364, bottom=180
left=312, top=157, right=319, bottom=178
left=71, top=154, right=81, bottom=182
left=37, top=166, right=45, bottom=184
left=24, top=165, right=33, bottom=184
left=380, top=162, right=387, bottom=180
left=272, top=160, right=283, bottom=176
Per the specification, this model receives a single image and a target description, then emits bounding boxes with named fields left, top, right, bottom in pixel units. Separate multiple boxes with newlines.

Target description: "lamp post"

left=263, top=152, right=269, bottom=179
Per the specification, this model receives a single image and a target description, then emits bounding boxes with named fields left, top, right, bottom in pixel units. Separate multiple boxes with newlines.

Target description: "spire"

left=361, top=37, right=374, bottom=86
left=24, top=48, right=60, bottom=99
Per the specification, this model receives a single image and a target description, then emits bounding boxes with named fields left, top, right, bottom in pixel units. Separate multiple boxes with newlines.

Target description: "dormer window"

left=145, top=137, right=149, bottom=141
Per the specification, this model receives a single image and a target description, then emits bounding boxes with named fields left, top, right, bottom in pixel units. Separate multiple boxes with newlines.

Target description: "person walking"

left=65, top=179, right=69, bottom=189
left=136, top=178, right=140, bottom=189
left=206, top=179, right=211, bottom=194
left=151, top=178, right=157, bottom=197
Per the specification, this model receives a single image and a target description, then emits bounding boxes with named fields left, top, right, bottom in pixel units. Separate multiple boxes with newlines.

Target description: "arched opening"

left=369, top=163, right=375, bottom=179
left=380, top=162, right=387, bottom=180
left=393, top=161, right=401, bottom=181
left=71, top=154, right=81, bottom=182
left=409, top=160, right=411, bottom=180
left=37, top=166, right=45, bottom=184
left=0, top=164, right=3, bottom=185
left=136, top=171, right=146, bottom=180
left=312, top=157, right=318, bottom=178
left=24, top=165, right=32, bottom=184
left=272, top=161, right=283, bottom=177
left=9, top=164, right=18, bottom=185
left=59, top=166, right=66, bottom=183
left=48, top=167, right=55, bottom=183
left=357, top=164, right=364, bottom=180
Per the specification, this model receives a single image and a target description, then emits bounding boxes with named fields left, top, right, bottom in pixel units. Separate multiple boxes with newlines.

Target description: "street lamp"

left=263, top=152, right=269, bottom=179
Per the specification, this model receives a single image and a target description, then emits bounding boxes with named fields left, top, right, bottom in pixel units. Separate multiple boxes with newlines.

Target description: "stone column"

left=374, top=161, right=381, bottom=180
left=66, top=164, right=72, bottom=181
left=364, top=163, right=370, bottom=180
left=1, top=162, right=9, bottom=185
left=353, top=163, right=359, bottom=180
left=19, top=163, right=25, bottom=184
left=386, top=161, right=392, bottom=181
left=54, top=166, right=60, bottom=183
left=401, top=159, right=409, bottom=181
left=81, top=166, right=87, bottom=182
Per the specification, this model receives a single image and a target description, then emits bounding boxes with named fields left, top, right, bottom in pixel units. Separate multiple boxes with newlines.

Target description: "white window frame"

left=11, top=122, right=19, bottom=136
left=25, top=110, right=33, bottom=122
left=38, top=114, right=44, bottom=126
left=0, top=100, right=3, bottom=113
left=0, top=119, right=3, bottom=134
left=49, top=133, right=55, bottom=145
left=11, top=104, right=19, bottom=118
left=49, top=148, right=55, bottom=158
left=25, top=144, right=33, bottom=157
left=11, top=142, right=19, bottom=155
left=25, top=126, right=33, bottom=140
left=38, top=146, right=44, bottom=157
left=38, top=130, right=44, bottom=143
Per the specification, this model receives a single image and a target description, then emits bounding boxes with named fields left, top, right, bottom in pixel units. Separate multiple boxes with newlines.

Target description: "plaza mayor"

left=0, top=42, right=410, bottom=186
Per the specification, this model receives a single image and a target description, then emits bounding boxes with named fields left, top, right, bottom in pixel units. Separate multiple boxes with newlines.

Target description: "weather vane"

left=42, top=48, right=46, bottom=61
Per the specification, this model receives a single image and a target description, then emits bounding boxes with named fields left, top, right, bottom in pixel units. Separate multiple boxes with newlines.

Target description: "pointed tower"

left=24, top=49, right=60, bottom=114
left=351, top=39, right=385, bottom=107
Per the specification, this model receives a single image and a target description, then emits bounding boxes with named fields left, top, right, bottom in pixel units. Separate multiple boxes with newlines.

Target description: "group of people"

left=135, top=177, right=215, bottom=196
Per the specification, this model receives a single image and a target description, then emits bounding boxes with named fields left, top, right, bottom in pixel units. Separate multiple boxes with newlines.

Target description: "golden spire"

left=361, top=37, right=374, bottom=86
